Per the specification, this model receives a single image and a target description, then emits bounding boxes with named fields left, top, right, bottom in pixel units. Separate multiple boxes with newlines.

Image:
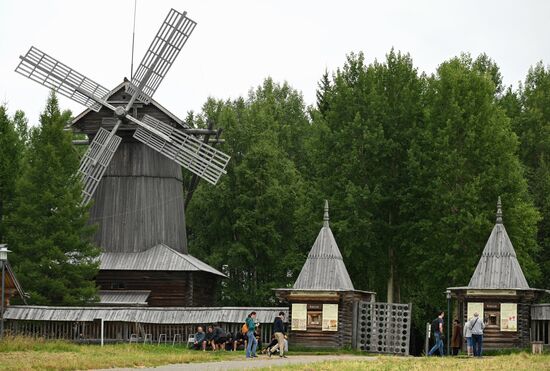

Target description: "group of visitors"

left=192, top=311, right=288, bottom=359
left=428, top=310, right=485, bottom=357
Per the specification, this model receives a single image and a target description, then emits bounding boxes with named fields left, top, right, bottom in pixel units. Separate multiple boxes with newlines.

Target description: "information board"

left=291, top=303, right=307, bottom=331
left=322, top=304, right=338, bottom=331
left=500, top=303, right=517, bottom=332
left=467, top=302, right=484, bottom=321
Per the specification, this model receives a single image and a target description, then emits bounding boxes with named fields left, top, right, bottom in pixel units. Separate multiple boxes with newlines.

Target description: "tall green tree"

left=505, top=62, right=550, bottom=288
left=7, top=92, right=99, bottom=305
left=0, top=106, right=26, bottom=243
left=308, top=50, right=425, bottom=302
left=186, top=79, right=315, bottom=305
left=403, top=55, right=540, bottom=324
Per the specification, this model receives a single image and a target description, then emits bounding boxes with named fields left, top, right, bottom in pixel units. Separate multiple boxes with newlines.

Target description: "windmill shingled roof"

left=70, top=80, right=188, bottom=130
left=100, top=244, right=225, bottom=277
left=467, top=197, right=530, bottom=289
left=292, top=200, right=355, bottom=291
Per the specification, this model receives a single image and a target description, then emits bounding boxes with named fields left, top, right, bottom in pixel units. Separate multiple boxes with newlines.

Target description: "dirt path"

left=98, top=355, right=374, bottom=370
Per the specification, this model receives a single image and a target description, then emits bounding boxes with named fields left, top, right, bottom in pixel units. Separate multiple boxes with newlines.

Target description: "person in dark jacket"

left=193, top=326, right=206, bottom=351
left=267, top=311, right=287, bottom=358
left=205, top=325, right=215, bottom=350
left=451, top=319, right=463, bottom=356
left=212, top=324, right=227, bottom=351
left=233, top=330, right=246, bottom=351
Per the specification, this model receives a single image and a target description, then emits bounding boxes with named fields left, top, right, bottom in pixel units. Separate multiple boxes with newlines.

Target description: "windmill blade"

left=126, top=9, right=196, bottom=104
left=79, top=127, right=122, bottom=205
left=15, top=47, right=110, bottom=112
left=133, top=115, right=230, bottom=185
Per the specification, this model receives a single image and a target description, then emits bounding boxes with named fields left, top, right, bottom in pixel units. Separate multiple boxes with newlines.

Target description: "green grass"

left=0, top=336, right=240, bottom=370
left=1, top=337, right=550, bottom=370
left=260, top=353, right=550, bottom=370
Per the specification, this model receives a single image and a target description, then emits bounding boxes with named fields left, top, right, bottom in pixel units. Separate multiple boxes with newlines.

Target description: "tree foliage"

left=0, top=49, right=548, bottom=351
left=505, top=62, right=550, bottom=289
left=0, top=106, right=27, bottom=243
left=186, top=79, right=316, bottom=305
left=6, top=92, right=99, bottom=305
left=402, top=55, right=540, bottom=324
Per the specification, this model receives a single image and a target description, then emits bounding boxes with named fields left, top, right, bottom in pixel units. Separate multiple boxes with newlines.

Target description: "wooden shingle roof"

left=100, top=244, right=226, bottom=277
left=467, top=197, right=530, bottom=289
left=292, top=201, right=355, bottom=291
left=98, top=290, right=150, bottom=306
left=4, top=306, right=286, bottom=324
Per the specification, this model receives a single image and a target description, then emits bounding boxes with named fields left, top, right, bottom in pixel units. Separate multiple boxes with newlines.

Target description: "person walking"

left=267, top=311, right=287, bottom=358
left=451, top=319, right=463, bottom=355
left=469, top=312, right=485, bottom=357
left=428, top=311, right=445, bottom=356
left=463, top=316, right=473, bottom=357
left=245, top=312, right=258, bottom=358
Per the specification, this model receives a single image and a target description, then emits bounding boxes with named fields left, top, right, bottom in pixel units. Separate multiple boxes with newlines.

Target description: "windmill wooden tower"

left=15, top=9, right=228, bottom=306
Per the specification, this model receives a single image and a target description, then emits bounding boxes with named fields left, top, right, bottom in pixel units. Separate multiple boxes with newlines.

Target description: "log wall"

left=286, top=291, right=372, bottom=348
left=456, top=291, right=536, bottom=349
left=96, top=271, right=218, bottom=307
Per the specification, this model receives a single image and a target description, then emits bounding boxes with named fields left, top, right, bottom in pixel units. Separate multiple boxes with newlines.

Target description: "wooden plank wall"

left=531, top=320, right=549, bottom=345
left=96, top=271, right=218, bottom=307
left=89, top=142, right=187, bottom=254
left=75, top=86, right=189, bottom=255
left=288, top=292, right=372, bottom=349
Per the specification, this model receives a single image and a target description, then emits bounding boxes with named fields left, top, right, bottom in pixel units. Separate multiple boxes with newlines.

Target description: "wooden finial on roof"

left=323, top=200, right=329, bottom=227
left=496, top=196, right=503, bottom=224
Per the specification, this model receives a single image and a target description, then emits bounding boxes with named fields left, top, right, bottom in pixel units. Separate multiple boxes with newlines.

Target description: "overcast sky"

left=1, top=0, right=549, bottom=126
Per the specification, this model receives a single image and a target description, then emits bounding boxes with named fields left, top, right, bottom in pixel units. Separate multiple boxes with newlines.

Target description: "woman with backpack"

left=245, top=312, right=258, bottom=358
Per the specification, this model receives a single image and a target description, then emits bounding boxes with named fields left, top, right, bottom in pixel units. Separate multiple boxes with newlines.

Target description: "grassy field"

left=263, top=353, right=550, bottom=371
left=0, top=336, right=240, bottom=370
left=1, top=337, right=549, bottom=370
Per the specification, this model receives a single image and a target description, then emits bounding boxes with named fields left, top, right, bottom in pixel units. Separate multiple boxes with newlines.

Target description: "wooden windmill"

left=15, top=9, right=228, bottom=306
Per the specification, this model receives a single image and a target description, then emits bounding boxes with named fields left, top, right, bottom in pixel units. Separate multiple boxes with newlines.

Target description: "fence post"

left=425, top=322, right=431, bottom=355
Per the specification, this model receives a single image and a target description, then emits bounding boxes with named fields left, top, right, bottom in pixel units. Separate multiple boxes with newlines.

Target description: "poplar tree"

left=309, top=50, right=425, bottom=302
left=186, top=80, right=314, bottom=305
left=506, top=62, right=550, bottom=288
left=403, top=55, right=540, bottom=322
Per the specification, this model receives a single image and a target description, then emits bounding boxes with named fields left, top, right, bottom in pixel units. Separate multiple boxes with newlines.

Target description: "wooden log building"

left=71, top=81, right=224, bottom=307
left=275, top=201, right=375, bottom=348
left=448, top=198, right=548, bottom=349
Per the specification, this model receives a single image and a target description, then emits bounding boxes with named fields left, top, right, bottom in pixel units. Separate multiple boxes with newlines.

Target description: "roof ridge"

left=71, top=80, right=186, bottom=129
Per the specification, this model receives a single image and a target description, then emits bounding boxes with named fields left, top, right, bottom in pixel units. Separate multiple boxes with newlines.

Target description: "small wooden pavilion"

left=275, top=201, right=375, bottom=348
left=448, top=198, right=547, bottom=349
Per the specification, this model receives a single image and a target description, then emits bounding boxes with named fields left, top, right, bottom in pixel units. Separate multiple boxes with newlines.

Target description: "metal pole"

left=130, top=0, right=137, bottom=79
left=447, top=296, right=451, bottom=356
left=425, top=322, right=430, bottom=355
left=1, top=260, right=4, bottom=340
left=101, top=318, right=104, bottom=347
